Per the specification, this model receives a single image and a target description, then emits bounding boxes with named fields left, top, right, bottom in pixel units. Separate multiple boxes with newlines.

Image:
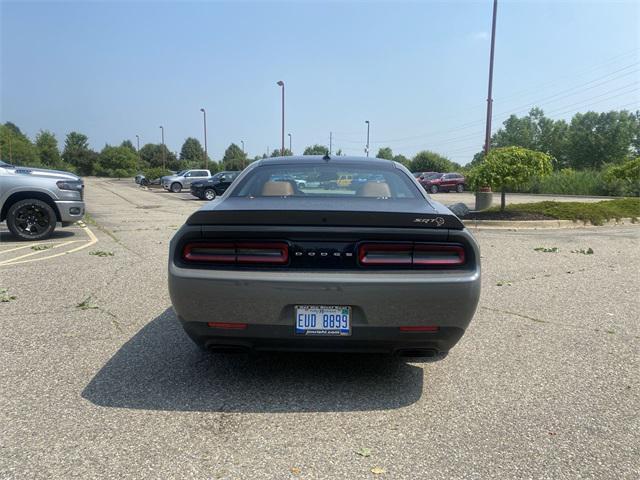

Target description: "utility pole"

left=484, top=0, right=498, bottom=155
left=200, top=108, right=208, bottom=169
left=329, top=132, right=333, bottom=155
left=365, top=121, right=370, bottom=157
left=135, top=134, right=140, bottom=171
left=276, top=80, right=285, bottom=156
left=288, top=133, right=292, bottom=154
left=159, top=125, right=165, bottom=170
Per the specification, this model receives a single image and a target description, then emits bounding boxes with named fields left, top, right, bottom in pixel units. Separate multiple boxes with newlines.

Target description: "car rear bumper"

left=180, top=322, right=464, bottom=355
left=55, top=200, right=85, bottom=224
left=169, top=266, right=480, bottom=353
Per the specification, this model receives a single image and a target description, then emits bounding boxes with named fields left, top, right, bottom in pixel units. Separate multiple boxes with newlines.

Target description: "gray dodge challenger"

left=169, top=155, right=480, bottom=358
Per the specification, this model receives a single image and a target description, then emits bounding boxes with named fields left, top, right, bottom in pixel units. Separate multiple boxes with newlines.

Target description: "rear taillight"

left=358, top=243, right=465, bottom=267
left=358, top=243, right=412, bottom=265
left=182, top=241, right=289, bottom=265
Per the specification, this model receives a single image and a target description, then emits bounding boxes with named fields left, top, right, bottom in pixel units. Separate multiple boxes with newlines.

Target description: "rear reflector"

left=358, top=243, right=465, bottom=267
left=399, top=326, right=440, bottom=332
left=183, top=241, right=289, bottom=265
left=207, top=322, right=248, bottom=330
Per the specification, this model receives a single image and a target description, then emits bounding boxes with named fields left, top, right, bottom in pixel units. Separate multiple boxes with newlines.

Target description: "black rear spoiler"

left=187, top=209, right=464, bottom=230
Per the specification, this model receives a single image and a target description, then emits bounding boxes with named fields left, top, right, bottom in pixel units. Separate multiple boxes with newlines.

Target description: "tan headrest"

left=262, top=180, right=295, bottom=196
left=358, top=182, right=391, bottom=198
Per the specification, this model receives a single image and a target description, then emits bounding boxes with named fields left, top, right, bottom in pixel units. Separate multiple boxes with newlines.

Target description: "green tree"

left=120, top=140, right=136, bottom=153
left=62, top=132, right=97, bottom=175
left=392, top=154, right=411, bottom=168
left=222, top=143, right=247, bottom=164
left=411, top=150, right=453, bottom=173
left=0, top=123, right=40, bottom=166
left=567, top=110, right=639, bottom=170
left=222, top=158, right=246, bottom=171
left=270, top=148, right=293, bottom=157
left=468, top=146, right=553, bottom=210
left=96, top=145, right=138, bottom=177
left=377, top=147, right=393, bottom=160
left=139, top=143, right=178, bottom=170
left=180, top=137, right=206, bottom=164
left=303, top=144, right=329, bottom=155
left=491, top=107, right=569, bottom=166
left=35, top=130, right=63, bottom=169
left=604, top=156, right=640, bottom=196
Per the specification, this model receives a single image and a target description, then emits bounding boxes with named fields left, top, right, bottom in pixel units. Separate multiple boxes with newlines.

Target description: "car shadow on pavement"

left=82, top=308, right=424, bottom=413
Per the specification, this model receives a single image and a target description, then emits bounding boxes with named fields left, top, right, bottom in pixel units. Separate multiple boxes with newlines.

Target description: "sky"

left=1, top=0, right=639, bottom=165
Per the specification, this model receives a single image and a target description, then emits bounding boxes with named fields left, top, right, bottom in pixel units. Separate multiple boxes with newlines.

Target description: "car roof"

left=257, top=155, right=400, bottom=169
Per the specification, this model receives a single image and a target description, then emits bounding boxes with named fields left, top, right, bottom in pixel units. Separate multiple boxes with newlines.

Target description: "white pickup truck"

left=0, top=160, right=85, bottom=240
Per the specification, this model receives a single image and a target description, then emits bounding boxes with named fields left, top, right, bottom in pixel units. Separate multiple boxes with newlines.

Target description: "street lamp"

left=240, top=140, right=245, bottom=169
left=365, top=120, right=370, bottom=157
left=159, top=125, right=165, bottom=170
left=276, top=80, right=285, bottom=156
left=287, top=133, right=292, bottom=154
left=200, top=108, right=208, bottom=169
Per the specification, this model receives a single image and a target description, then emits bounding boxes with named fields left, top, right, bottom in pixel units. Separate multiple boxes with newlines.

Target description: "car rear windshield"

left=231, top=163, right=422, bottom=199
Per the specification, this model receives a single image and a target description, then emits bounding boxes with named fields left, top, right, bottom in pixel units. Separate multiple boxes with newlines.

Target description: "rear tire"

left=6, top=199, right=57, bottom=241
left=203, top=189, right=217, bottom=201
left=456, top=184, right=464, bottom=193
left=170, top=182, right=182, bottom=193
left=430, top=185, right=438, bottom=194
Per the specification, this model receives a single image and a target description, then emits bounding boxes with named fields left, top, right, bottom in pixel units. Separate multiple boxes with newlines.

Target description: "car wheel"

left=170, top=182, right=182, bottom=193
left=430, top=185, right=439, bottom=194
left=141, top=178, right=150, bottom=187
left=456, top=184, right=464, bottom=193
left=204, top=189, right=217, bottom=201
left=6, top=199, right=57, bottom=241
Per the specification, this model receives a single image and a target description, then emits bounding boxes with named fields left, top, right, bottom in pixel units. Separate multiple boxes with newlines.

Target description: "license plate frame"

left=295, top=305, right=351, bottom=336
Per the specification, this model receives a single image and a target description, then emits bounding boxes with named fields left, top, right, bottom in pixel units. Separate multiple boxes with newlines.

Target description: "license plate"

left=295, top=305, right=351, bottom=336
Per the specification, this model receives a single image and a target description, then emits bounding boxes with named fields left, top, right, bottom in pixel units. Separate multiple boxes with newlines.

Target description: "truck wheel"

left=430, top=185, right=439, bottom=194
left=6, top=199, right=57, bottom=241
left=170, top=182, right=182, bottom=193
left=456, top=184, right=464, bottom=193
left=203, top=189, right=217, bottom=200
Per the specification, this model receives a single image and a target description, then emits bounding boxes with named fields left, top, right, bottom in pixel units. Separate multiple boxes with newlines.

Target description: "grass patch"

left=76, top=297, right=99, bottom=310
left=31, top=244, right=52, bottom=251
left=490, top=198, right=640, bottom=225
left=0, top=287, right=17, bottom=302
left=534, top=247, right=559, bottom=253
left=89, top=250, right=114, bottom=257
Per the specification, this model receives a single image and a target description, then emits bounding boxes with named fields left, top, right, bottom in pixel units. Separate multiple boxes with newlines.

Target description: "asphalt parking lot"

left=1, top=177, right=638, bottom=479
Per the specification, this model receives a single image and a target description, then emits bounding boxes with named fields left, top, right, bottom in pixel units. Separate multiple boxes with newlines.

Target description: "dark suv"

left=421, top=172, right=465, bottom=194
left=190, top=171, right=240, bottom=200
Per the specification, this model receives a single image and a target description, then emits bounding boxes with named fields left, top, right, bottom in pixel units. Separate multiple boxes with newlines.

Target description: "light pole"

left=365, top=120, right=370, bottom=157
left=135, top=134, right=140, bottom=170
left=484, top=0, right=498, bottom=155
left=240, top=140, right=245, bottom=169
left=276, top=80, right=285, bottom=156
left=200, top=108, right=208, bottom=169
left=329, top=131, right=333, bottom=155
left=159, top=125, right=165, bottom=170
left=287, top=133, right=292, bottom=154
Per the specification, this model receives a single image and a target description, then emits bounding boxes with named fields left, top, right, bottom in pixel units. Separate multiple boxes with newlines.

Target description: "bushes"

left=516, top=158, right=640, bottom=197
left=141, top=166, right=172, bottom=180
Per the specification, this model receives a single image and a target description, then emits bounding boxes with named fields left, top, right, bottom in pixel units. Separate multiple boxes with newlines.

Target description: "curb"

left=462, top=217, right=638, bottom=229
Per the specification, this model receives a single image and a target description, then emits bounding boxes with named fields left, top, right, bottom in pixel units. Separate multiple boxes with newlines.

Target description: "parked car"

left=162, top=169, right=211, bottom=193
left=0, top=160, right=85, bottom=240
left=190, top=171, right=240, bottom=200
left=169, top=155, right=481, bottom=358
left=421, top=172, right=466, bottom=194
